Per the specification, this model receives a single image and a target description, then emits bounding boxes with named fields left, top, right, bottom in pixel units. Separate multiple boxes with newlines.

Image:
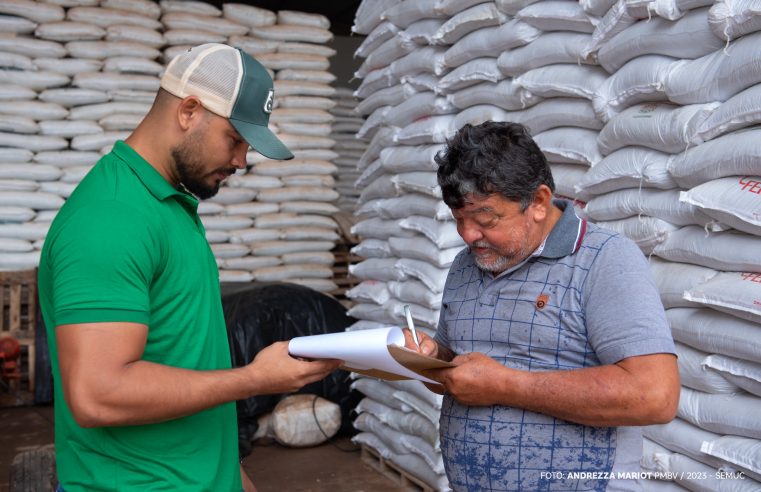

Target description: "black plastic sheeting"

left=221, top=282, right=360, bottom=458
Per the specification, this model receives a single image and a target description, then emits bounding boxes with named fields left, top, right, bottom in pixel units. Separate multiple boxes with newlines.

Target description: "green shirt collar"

left=112, top=140, right=199, bottom=209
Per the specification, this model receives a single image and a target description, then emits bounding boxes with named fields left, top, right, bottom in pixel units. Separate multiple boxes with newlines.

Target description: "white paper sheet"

left=288, top=326, right=438, bottom=384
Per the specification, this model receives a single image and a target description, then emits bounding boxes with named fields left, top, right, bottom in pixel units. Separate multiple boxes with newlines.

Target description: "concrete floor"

left=0, top=404, right=407, bottom=492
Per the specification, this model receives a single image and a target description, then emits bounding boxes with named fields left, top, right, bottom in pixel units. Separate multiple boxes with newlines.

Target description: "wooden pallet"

left=360, top=444, right=435, bottom=492
left=329, top=241, right=360, bottom=303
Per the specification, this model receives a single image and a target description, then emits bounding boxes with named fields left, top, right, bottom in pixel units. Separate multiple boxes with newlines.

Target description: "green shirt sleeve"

left=48, top=200, right=162, bottom=326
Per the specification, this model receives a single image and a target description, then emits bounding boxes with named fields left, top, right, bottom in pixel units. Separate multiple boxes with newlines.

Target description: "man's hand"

left=425, top=352, right=517, bottom=406
left=402, top=328, right=439, bottom=358
left=243, top=341, right=342, bottom=395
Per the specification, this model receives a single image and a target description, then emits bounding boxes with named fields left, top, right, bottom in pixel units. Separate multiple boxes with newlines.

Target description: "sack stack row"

left=347, top=0, right=761, bottom=490
left=576, top=1, right=761, bottom=490
left=0, top=0, right=165, bottom=270
left=0, top=0, right=344, bottom=293
left=329, top=86, right=364, bottom=212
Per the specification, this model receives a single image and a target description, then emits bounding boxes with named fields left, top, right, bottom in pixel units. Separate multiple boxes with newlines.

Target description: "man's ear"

left=530, top=184, right=553, bottom=221
left=176, top=96, right=204, bottom=132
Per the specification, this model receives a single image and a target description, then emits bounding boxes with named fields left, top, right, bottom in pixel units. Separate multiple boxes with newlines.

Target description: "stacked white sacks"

left=0, top=0, right=163, bottom=270
left=575, top=1, right=761, bottom=489
left=329, top=87, right=364, bottom=212
left=156, top=3, right=342, bottom=291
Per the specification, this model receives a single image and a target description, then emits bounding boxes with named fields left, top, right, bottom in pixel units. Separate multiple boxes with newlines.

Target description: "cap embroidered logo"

left=263, top=89, right=274, bottom=113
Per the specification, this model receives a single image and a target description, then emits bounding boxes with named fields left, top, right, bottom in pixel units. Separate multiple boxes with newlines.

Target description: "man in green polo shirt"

left=38, top=43, right=341, bottom=492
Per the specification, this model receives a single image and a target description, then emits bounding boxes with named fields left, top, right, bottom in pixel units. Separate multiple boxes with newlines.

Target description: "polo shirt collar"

left=112, top=140, right=198, bottom=206
left=539, top=199, right=586, bottom=259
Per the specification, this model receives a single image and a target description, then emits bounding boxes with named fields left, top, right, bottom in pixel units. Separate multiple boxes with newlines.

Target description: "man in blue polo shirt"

left=39, top=44, right=341, bottom=492
left=405, top=121, right=679, bottom=491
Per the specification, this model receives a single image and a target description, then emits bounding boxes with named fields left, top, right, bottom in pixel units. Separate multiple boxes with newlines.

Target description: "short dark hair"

left=435, top=121, right=555, bottom=210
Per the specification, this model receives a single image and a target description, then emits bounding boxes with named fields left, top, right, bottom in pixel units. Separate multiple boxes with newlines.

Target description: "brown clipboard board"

left=342, top=344, right=455, bottom=381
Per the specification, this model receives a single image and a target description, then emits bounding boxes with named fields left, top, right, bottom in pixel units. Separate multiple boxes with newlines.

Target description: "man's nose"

left=231, top=143, right=248, bottom=169
left=459, top=223, right=483, bottom=244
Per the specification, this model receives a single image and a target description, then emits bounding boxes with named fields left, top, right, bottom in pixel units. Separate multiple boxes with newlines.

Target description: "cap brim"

left=230, top=118, right=293, bottom=160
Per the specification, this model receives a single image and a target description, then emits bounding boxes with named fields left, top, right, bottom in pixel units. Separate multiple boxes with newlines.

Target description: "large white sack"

left=396, top=258, right=448, bottom=293
left=356, top=194, right=451, bottom=221
left=0, top=84, right=35, bottom=102
left=704, top=354, right=761, bottom=398
left=394, top=115, right=455, bottom=146
left=674, top=342, right=740, bottom=394
left=550, top=163, right=590, bottom=201
left=576, top=147, right=676, bottom=197
left=354, top=66, right=395, bottom=99
left=105, top=25, right=165, bottom=47
left=593, top=55, right=675, bottom=122
left=0, top=69, right=69, bottom=90
left=667, top=128, right=761, bottom=188
left=0, top=133, right=67, bottom=152
left=249, top=240, right=334, bottom=256
left=597, top=102, right=718, bottom=155
left=680, top=176, right=761, bottom=236
left=388, top=279, right=443, bottom=311
left=697, top=83, right=761, bottom=141
left=380, top=0, right=444, bottom=29
left=351, top=217, right=417, bottom=240
left=160, top=12, right=247, bottom=36
left=354, top=84, right=418, bottom=115
left=582, top=0, right=639, bottom=59
left=0, top=223, right=49, bottom=240
left=584, top=188, right=714, bottom=225
left=383, top=92, right=455, bottom=128
left=163, top=29, right=226, bottom=46
left=254, top=213, right=337, bottom=230
left=347, top=280, right=391, bottom=305
left=497, top=32, right=595, bottom=77
left=70, top=131, right=129, bottom=151
left=253, top=264, right=332, bottom=281
left=516, top=1, right=598, bottom=33
left=68, top=7, right=162, bottom=29
left=352, top=0, right=400, bottom=35
left=387, top=46, right=446, bottom=81
left=643, top=418, right=725, bottom=469
left=35, top=21, right=105, bottom=41
left=452, top=105, right=510, bottom=130
left=253, top=159, right=336, bottom=176
left=0, top=191, right=64, bottom=209
left=0, top=180, right=38, bottom=192
left=667, top=307, right=761, bottom=363
left=512, top=98, right=603, bottom=134
left=431, top=2, right=507, bottom=45
left=598, top=8, right=724, bottom=73
left=33, top=57, right=102, bottom=75
left=0, top=149, right=32, bottom=163
left=701, top=435, right=761, bottom=482
left=0, top=34, right=66, bottom=58
left=401, top=18, right=445, bottom=46
left=652, top=0, right=716, bottom=21
left=496, top=0, right=543, bottom=16
left=0, top=0, right=64, bottom=23
left=73, top=72, right=159, bottom=91
left=399, top=215, right=464, bottom=249
left=655, top=226, right=761, bottom=272
left=39, top=120, right=102, bottom=138
left=222, top=3, right=275, bottom=27
left=533, top=127, right=602, bottom=166
left=684, top=270, right=761, bottom=324
left=355, top=21, right=399, bottom=59
left=277, top=10, right=329, bottom=29
left=0, top=51, right=35, bottom=71
left=0, top=252, right=41, bottom=270
left=0, top=236, right=34, bottom=251
left=515, top=64, right=607, bottom=100
left=355, top=35, right=416, bottom=78
left=595, top=216, right=680, bottom=254
left=447, top=79, right=542, bottom=111
left=436, top=57, right=502, bottom=93
left=38, top=88, right=108, bottom=107
left=0, top=15, right=37, bottom=34
left=351, top=239, right=392, bottom=260
left=392, top=171, right=440, bottom=198
left=247, top=24, right=332, bottom=43
left=678, top=386, right=761, bottom=439
left=648, top=256, right=717, bottom=308
left=443, top=19, right=540, bottom=68
left=709, top=0, right=761, bottom=41
left=0, top=115, right=38, bottom=135
left=349, top=258, right=405, bottom=282
left=102, top=0, right=161, bottom=19
left=664, top=31, right=761, bottom=104
left=581, top=0, right=618, bottom=16
left=388, top=236, right=460, bottom=268
left=35, top=151, right=99, bottom=167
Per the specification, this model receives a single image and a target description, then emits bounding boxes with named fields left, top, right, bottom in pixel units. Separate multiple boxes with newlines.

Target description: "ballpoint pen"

left=403, top=304, right=420, bottom=347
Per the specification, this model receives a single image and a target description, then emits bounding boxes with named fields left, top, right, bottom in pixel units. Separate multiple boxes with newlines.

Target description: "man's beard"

left=172, top=136, right=220, bottom=200
left=471, top=239, right=533, bottom=274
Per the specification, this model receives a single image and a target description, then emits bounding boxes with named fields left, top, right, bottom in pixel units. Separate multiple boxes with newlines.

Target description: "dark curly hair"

left=435, top=121, right=555, bottom=210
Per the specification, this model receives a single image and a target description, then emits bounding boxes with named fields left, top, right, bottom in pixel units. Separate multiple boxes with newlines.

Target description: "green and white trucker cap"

left=160, top=43, right=293, bottom=160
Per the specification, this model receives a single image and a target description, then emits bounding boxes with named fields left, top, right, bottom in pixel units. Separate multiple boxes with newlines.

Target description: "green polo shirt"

left=39, top=141, right=241, bottom=492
